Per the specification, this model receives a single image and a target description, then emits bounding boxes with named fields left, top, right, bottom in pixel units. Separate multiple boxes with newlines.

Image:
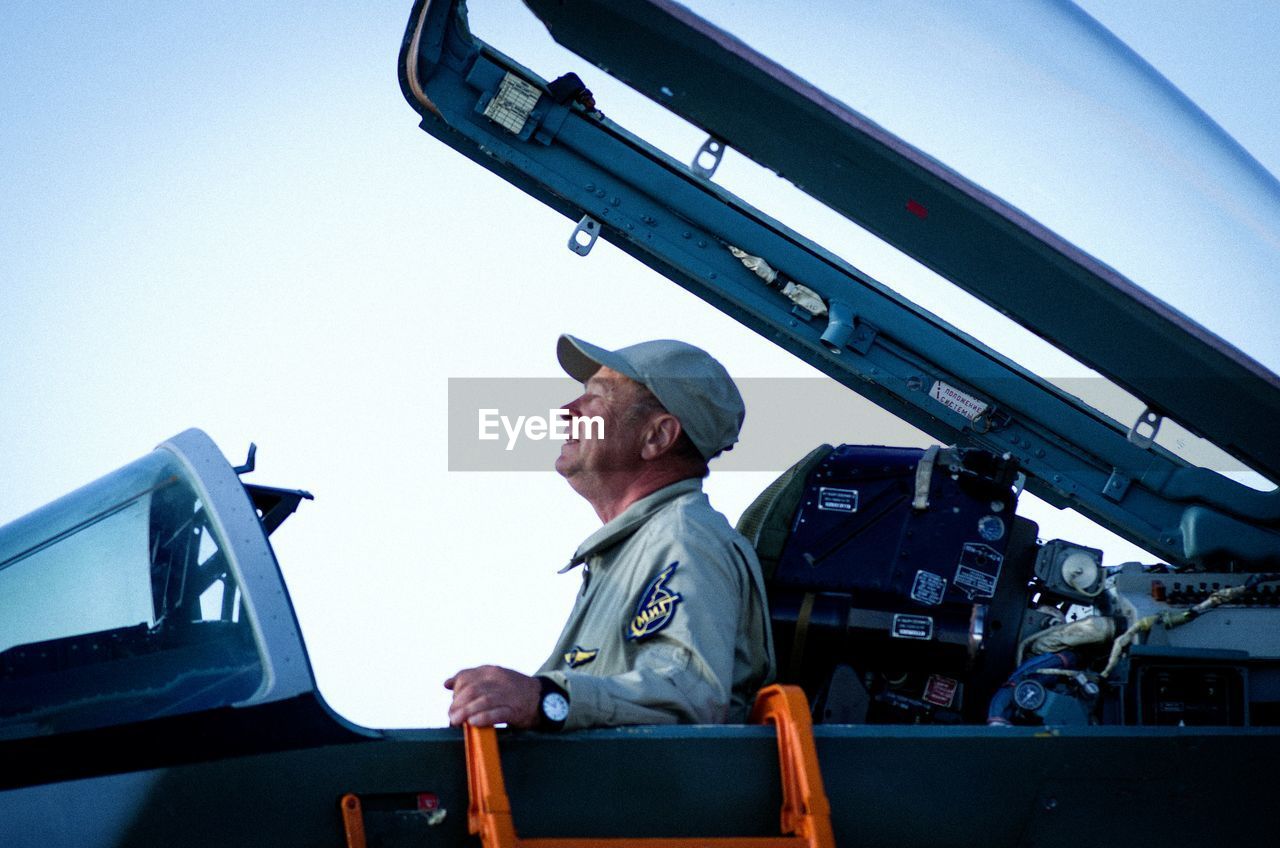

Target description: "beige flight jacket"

left=537, top=478, right=776, bottom=729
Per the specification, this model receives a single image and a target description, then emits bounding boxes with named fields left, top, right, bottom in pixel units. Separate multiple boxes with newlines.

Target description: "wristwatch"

left=536, top=676, right=570, bottom=731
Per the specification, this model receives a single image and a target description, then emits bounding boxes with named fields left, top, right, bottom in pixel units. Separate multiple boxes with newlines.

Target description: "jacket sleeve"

left=541, top=523, right=754, bottom=729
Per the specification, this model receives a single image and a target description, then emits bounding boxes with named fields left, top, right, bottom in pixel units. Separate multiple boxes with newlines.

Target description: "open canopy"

left=525, top=0, right=1280, bottom=482
left=400, top=0, right=1280, bottom=567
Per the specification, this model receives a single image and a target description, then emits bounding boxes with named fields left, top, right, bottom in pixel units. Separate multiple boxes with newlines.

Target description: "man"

left=445, top=334, right=775, bottom=730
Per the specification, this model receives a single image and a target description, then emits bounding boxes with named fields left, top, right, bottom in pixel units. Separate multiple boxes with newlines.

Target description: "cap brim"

left=556, top=335, right=641, bottom=384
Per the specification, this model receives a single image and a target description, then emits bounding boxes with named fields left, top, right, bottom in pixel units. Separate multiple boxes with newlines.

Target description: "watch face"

left=541, top=692, right=570, bottom=723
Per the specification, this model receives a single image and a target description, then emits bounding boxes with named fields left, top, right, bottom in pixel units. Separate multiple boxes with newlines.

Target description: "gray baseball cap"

left=557, top=334, right=745, bottom=460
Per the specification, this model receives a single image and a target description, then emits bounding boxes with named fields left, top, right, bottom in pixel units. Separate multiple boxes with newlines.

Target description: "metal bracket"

left=1102, top=469, right=1132, bottom=503
left=971, top=407, right=1011, bottom=435
left=244, top=483, right=315, bottom=536
left=691, top=136, right=725, bottom=179
left=568, top=215, right=601, bottom=256
left=1128, top=407, right=1163, bottom=449
left=913, top=445, right=941, bottom=510
left=232, top=442, right=257, bottom=475
left=847, top=319, right=877, bottom=355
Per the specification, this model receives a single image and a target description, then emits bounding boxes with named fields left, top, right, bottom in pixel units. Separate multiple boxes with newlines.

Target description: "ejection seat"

left=737, top=443, right=1035, bottom=725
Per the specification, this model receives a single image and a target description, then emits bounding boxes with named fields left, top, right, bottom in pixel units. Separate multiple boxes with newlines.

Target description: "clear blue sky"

left=2, top=1, right=1277, bottom=727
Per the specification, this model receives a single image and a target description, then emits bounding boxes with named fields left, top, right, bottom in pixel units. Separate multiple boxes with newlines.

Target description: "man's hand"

left=444, top=665, right=542, bottom=728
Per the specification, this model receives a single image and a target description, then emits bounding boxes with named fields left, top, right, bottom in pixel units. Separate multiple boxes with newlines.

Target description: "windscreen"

left=0, top=450, right=263, bottom=737
left=684, top=0, right=1280, bottom=377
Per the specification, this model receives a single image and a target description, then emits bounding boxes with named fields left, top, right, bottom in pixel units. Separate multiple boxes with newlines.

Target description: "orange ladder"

left=341, top=684, right=834, bottom=848
left=464, top=683, right=834, bottom=848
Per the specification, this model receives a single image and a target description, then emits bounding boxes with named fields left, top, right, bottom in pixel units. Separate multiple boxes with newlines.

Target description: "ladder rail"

left=464, top=683, right=836, bottom=848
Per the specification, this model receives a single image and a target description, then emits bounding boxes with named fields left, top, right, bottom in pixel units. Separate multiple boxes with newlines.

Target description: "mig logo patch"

left=626, top=562, right=682, bottom=641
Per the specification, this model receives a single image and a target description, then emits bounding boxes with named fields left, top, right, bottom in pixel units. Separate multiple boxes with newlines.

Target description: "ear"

left=639, top=413, right=683, bottom=460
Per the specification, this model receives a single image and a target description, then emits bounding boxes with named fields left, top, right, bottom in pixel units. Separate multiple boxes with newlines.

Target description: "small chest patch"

left=626, top=562, right=682, bottom=641
left=563, top=645, right=599, bottom=668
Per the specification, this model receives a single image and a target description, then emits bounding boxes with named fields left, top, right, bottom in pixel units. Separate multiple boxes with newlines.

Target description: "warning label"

left=910, top=570, right=947, bottom=606
left=929, top=381, right=988, bottom=421
left=923, top=675, right=959, bottom=708
left=954, top=543, right=1004, bottom=599
left=891, top=614, right=934, bottom=641
left=817, top=487, right=858, bottom=512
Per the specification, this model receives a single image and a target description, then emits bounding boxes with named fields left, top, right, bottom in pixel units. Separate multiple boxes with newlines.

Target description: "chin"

left=554, top=454, right=575, bottom=478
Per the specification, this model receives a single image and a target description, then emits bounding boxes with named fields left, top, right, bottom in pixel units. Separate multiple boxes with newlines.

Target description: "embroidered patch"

left=626, top=562, right=682, bottom=641
left=563, top=645, right=599, bottom=668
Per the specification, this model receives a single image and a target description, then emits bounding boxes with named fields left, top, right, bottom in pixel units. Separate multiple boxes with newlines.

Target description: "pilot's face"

left=555, top=367, right=648, bottom=497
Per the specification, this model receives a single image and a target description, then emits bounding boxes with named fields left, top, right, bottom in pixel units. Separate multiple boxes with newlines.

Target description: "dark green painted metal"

left=397, top=0, right=1280, bottom=564
left=5, top=723, right=1278, bottom=846
left=524, top=0, right=1280, bottom=487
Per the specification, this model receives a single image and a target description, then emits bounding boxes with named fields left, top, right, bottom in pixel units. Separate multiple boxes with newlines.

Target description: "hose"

left=1101, top=572, right=1280, bottom=677
left=1016, top=615, right=1116, bottom=665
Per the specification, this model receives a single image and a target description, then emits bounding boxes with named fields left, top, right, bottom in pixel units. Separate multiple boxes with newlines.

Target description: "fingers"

left=445, top=666, right=493, bottom=726
left=443, top=666, right=541, bottom=728
left=448, top=694, right=504, bottom=727
left=443, top=665, right=489, bottom=693
left=447, top=681, right=492, bottom=726
left=457, top=707, right=515, bottom=727
left=448, top=695, right=511, bottom=727
left=447, top=670, right=508, bottom=726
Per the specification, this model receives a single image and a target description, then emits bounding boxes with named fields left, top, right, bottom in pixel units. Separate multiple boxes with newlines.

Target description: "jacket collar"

left=559, top=477, right=703, bottom=572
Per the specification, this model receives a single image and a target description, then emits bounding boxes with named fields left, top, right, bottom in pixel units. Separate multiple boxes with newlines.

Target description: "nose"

left=561, top=394, right=586, bottom=418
